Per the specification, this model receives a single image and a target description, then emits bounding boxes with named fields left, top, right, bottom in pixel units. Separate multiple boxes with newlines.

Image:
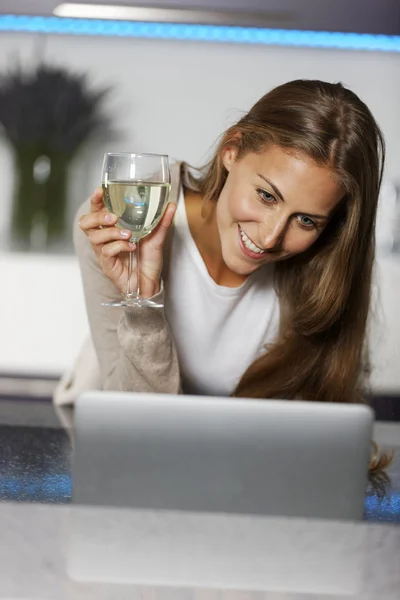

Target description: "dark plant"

left=0, top=63, right=114, bottom=244
left=0, top=62, right=113, bottom=155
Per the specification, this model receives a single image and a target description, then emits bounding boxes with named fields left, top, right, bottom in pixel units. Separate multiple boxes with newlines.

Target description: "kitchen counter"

left=0, top=397, right=399, bottom=599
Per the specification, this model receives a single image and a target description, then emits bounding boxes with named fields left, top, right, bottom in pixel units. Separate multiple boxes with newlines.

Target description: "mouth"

left=238, top=225, right=267, bottom=260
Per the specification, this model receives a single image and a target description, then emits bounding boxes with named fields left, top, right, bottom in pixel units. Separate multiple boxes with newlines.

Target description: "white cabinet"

left=369, top=256, right=400, bottom=393
left=0, top=252, right=89, bottom=376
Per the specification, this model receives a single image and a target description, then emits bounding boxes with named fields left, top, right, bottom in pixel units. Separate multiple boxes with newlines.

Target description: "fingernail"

left=120, top=230, right=130, bottom=238
left=105, top=214, right=115, bottom=223
left=129, top=242, right=136, bottom=249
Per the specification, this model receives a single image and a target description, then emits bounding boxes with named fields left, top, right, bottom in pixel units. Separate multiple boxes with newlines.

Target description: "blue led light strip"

left=0, top=14, right=399, bottom=52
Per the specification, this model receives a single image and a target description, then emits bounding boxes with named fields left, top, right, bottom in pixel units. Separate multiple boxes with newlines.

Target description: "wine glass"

left=101, top=152, right=171, bottom=308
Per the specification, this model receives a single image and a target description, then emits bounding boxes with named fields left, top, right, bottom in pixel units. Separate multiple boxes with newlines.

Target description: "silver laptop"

left=72, top=391, right=373, bottom=521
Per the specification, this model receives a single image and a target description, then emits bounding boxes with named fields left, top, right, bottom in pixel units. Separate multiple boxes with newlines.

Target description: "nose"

left=259, top=214, right=288, bottom=250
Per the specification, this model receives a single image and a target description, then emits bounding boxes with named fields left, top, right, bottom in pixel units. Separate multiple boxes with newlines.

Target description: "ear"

left=221, top=145, right=238, bottom=172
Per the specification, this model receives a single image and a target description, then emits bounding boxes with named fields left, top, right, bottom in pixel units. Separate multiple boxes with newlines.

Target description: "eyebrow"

left=257, top=173, right=285, bottom=201
left=256, top=172, right=330, bottom=221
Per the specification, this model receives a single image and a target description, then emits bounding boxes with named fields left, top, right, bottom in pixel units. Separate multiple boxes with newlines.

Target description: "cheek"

left=284, top=229, right=321, bottom=253
left=218, top=184, right=259, bottom=223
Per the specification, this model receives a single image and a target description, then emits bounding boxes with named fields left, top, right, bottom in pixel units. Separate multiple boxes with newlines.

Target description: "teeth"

left=239, top=227, right=265, bottom=254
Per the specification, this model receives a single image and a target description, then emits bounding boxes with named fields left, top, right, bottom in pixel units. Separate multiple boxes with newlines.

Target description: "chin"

left=264, top=253, right=291, bottom=263
left=236, top=253, right=291, bottom=271
left=224, top=254, right=264, bottom=275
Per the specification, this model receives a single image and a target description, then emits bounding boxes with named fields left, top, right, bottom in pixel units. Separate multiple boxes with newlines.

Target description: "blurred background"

left=0, top=0, right=399, bottom=405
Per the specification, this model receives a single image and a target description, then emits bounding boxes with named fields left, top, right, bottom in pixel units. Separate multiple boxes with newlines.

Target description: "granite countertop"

left=0, top=398, right=72, bottom=504
left=0, top=396, right=399, bottom=599
left=0, top=397, right=399, bottom=522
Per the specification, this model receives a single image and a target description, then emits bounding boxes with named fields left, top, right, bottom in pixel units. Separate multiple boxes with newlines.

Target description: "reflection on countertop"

left=0, top=495, right=399, bottom=599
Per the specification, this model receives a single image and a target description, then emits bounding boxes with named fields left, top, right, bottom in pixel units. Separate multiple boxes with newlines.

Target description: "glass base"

left=101, top=297, right=164, bottom=308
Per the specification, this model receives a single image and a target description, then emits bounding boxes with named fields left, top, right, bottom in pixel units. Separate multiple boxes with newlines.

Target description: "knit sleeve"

left=73, top=198, right=181, bottom=394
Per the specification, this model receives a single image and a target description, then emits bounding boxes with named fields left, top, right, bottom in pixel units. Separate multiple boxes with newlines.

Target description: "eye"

left=257, top=189, right=276, bottom=204
left=297, top=215, right=317, bottom=230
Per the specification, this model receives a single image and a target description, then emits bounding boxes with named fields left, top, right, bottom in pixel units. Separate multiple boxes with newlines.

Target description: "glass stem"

left=126, top=239, right=140, bottom=301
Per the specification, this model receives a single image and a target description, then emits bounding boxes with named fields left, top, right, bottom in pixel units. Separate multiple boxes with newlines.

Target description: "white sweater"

left=165, top=187, right=280, bottom=396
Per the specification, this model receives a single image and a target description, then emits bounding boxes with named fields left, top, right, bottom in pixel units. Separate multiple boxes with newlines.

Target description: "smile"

left=238, top=225, right=266, bottom=255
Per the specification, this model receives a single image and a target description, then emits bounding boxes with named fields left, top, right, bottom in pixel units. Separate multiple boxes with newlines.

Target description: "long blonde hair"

left=199, top=80, right=392, bottom=472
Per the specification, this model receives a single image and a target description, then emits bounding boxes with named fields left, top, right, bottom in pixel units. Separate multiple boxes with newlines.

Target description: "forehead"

left=241, top=146, right=344, bottom=214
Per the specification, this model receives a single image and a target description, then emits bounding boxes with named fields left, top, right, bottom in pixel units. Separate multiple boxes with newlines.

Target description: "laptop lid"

left=72, top=392, right=373, bottom=521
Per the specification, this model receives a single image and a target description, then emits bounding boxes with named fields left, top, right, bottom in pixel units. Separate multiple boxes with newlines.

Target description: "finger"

left=101, top=242, right=136, bottom=278
left=163, top=202, right=177, bottom=227
left=79, top=210, right=118, bottom=233
left=90, top=187, right=105, bottom=212
left=149, top=203, right=177, bottom=246
left=101, top=239, right=136, bottom=259
left=88, top=226, right=132, bottom=246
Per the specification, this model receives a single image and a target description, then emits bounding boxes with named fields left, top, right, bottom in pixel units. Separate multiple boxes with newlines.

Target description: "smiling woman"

left=73, top=79, right=391, bottom=474
left=204, top=80, right=383, bottom=404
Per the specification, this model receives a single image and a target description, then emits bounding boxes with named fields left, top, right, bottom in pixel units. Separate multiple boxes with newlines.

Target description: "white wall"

left=0, top=31, right=399, bottom=238
left=0, top=31, right=399, bottom=384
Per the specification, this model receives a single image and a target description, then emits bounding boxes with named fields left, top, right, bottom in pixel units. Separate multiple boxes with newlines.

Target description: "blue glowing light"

left=0, top=14, right=399, bottom=52
left=0, top=474, right=72, bottom=502
left=364, top=492, right=400, bottom=523
left=0, top=472, right=399, bottom=523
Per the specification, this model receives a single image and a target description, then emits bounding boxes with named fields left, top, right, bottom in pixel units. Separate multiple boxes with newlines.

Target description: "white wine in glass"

left=101, top=153, right=171, bottom=308
left=102, top=181, right=170, bottom=240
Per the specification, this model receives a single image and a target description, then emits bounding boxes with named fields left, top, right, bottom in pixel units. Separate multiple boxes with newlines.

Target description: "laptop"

left=72, top=391, right=373, bottom=521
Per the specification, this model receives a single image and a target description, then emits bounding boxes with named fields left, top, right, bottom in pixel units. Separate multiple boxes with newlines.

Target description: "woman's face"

left=216, top=145, right=344, bottom=276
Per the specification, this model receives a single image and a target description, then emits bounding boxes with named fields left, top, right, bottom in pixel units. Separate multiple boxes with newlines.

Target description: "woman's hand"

left=79, top=188, right=176, bottom=297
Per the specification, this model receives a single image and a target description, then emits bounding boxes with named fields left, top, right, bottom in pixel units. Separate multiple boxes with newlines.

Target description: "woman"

left=76, top=79, right=390, bottom=471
